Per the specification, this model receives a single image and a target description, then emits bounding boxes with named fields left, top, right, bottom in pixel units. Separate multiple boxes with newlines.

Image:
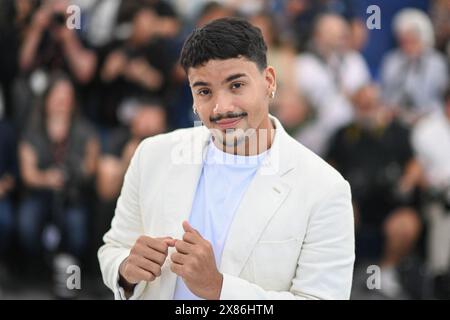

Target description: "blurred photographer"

left=19, top=0, right=97, bottom=84
left=17, top=73, right=99, bottom=269
left=294, top=13, right=371, bottom=156
left=327, top=84, right=423, bottom=298
left=98, top=4, right=173, bottom=127
left=412, top=86, right=450, bottom=299
left=12, top=0, right=97, bottom=134
left=0, top=0, right=41, bottom=119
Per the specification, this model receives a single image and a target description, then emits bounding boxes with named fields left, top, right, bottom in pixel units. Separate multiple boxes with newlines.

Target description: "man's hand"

left=119, top=236, right=175, bottom=294
left=124, top=58, right=163, bottom=90
left=55, top=25, right=75, bottom=44
left=0, top=174, right=15, bottom=198
left=43, top=168, right=65, bottom=191
left=101, top=51, right=127, bottom=82
left=31, top=7, right=51, bottom=32
left=170, top=221, right=223, bottom=300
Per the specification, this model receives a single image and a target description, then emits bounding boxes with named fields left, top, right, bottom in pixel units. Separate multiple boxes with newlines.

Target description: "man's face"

left=398, top=30, right=423, bottom=58
left=316, top=16, right=350, bottom=55
left=187, top=57, right=276, bottom=148
left=352, top=85, right=380, bottom=127
left=133, top=9, right=159, bottom=44
left=46, top=80, right=74, bottom=118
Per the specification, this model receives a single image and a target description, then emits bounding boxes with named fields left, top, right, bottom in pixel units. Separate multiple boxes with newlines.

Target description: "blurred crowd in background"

left=0, top=0, right=449, bottom=300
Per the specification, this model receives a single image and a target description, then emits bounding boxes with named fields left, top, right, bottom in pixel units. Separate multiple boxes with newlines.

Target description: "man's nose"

left=213, top=94, right=235, bottom=114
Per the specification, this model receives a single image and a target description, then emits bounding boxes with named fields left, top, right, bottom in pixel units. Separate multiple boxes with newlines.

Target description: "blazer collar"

left=219, top=116, right=296, bottom=276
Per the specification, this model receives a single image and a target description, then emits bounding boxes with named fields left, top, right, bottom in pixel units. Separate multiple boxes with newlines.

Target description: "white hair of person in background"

left=380, top=8, right=448, bottom=125
left=393, top=7, right=435, bottom=48
left=411, top=89, right=450, bottom=282
left=294, top=13, right=371, bottom=156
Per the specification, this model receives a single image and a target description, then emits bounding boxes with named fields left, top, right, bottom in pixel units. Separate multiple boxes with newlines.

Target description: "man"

left=99, top=5, right=173, bottom=127
left=294, top=13, right=371, bottom=156
left=98, top=17, right=355, bottom=300
left=380, top=8, right=448, bottom=125
left=326, top=84, right=422, bottom=298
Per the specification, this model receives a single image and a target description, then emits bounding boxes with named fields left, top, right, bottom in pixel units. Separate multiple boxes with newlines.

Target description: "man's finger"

left=171, top=252, right=187, bottom=265
left=182, top=221, right=200, bottom=236
left=156, top=236, right=176, bottom=249
left=134, top=255, right=162, bottom=277
left=170, top=262, right=184, bottom=277
left=164, top=238, right=177, bottom=247
left=136, top=245, right=167, bottom=266
left=127, top=264, right=155, bottom=283
left=175, top=240, right=194, bottom=254
left=156, top=236, right=173, bottom=241
left=138, top=236, right=169, bottom=254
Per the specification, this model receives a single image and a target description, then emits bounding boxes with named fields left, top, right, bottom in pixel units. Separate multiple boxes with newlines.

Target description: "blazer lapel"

left=219, top=158, right=292, bottom=276
left=220, top=116, right=295, bottom=277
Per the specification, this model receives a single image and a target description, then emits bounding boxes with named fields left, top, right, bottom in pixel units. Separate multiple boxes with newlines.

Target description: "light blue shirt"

left=173, top=139, right=267, bottom=300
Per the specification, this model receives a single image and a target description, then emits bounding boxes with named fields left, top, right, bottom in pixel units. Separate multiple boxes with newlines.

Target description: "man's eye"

left=197, top=89, right=210, bottom=96
left=231, top=82, right=244, bottom=90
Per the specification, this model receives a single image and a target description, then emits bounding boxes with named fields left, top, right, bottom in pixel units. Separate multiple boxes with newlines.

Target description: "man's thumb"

left=182, top=220, right=196, bottom=234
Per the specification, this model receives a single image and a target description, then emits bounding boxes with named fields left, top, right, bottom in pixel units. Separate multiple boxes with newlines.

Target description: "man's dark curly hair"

left=180, top=17, right=268, bottom=73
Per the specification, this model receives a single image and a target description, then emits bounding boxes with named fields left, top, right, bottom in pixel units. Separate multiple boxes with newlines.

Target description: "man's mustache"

left=210, top=112, right=248, bottom=122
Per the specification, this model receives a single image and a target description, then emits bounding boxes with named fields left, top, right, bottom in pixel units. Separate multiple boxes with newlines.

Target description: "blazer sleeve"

left=97, top=142, right=148, bottom=300
left=220, top=179, right=355, bottom=300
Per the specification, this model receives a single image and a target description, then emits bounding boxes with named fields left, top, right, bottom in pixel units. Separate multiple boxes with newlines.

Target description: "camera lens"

left=53, top=13, right=66, bottom=26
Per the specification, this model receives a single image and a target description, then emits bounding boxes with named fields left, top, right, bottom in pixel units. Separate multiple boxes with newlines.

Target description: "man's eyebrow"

left=222, top=73, right=247, bottom=84
left=192, top=81, right=210, bottom=88
left=191, top=73, right=247, bottom=88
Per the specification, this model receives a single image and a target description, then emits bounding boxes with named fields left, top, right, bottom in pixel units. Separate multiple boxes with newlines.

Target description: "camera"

left=52, top=12, right=66, bottom=27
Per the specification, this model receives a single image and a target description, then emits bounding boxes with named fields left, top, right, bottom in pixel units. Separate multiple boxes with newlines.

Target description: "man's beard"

left=210, top=111, right=249, bottom=147
left=215, top=128, right=247, bottom=147
left=355, top=115, right=377, bottom=130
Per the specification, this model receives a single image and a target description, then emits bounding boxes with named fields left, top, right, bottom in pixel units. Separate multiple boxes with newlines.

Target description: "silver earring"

left=270, top=91, right=276, bottom=99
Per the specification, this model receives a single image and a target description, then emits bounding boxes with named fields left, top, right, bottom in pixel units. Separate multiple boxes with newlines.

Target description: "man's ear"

left=264, top=66, right=277, bottom=94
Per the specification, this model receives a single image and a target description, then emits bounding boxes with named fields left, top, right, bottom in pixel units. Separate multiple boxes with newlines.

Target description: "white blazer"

left=98, top=116, right=355, bottom=300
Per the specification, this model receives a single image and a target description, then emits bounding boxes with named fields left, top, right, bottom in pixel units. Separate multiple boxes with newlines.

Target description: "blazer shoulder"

left=288, top=136, right=347, bottom=187
left=138, top=126, right=203, bottom=154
